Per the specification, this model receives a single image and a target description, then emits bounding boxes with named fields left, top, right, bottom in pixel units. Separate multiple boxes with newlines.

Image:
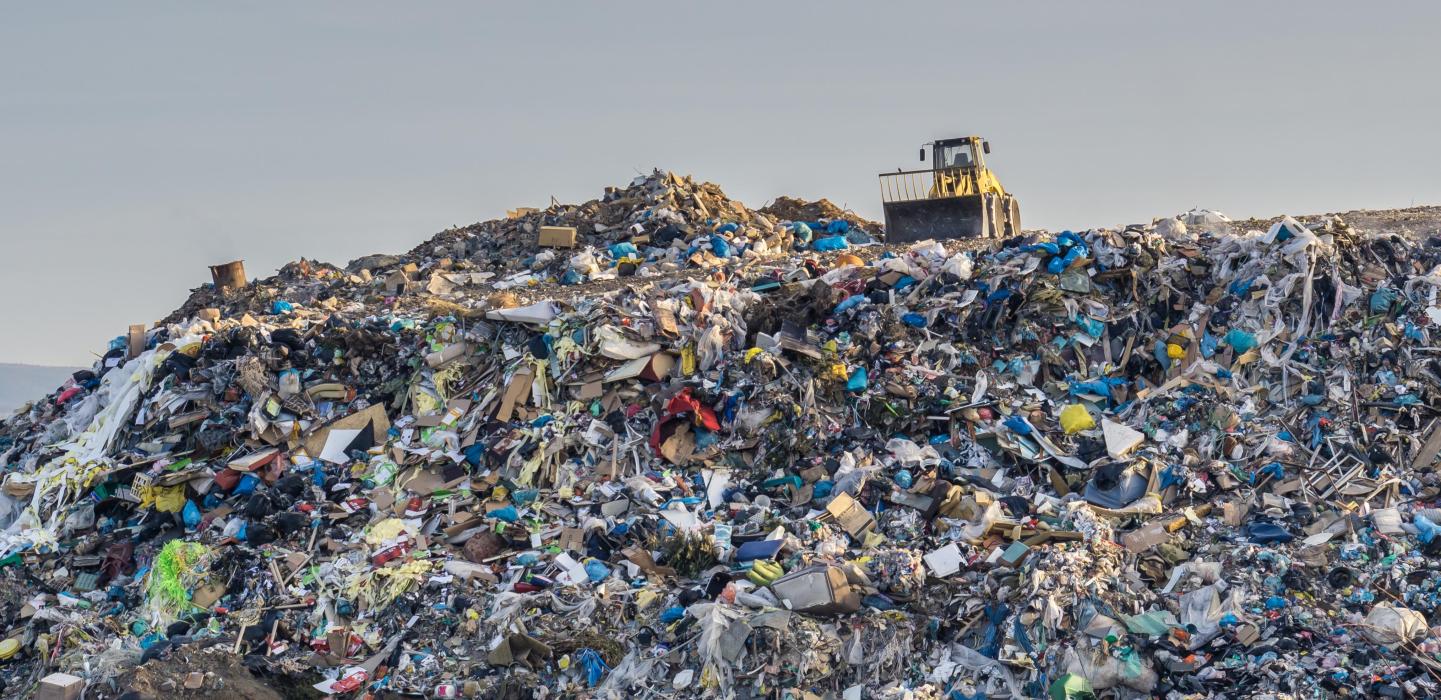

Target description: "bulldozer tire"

left=1004, top=197, right=1021, bottom=236
left=987, top=196, right=1004, bottom=238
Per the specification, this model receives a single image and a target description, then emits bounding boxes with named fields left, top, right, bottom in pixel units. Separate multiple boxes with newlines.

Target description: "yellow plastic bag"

left=1059, top=404, right=1096, bottom=434
left=152, top=484, right=187, bottom=513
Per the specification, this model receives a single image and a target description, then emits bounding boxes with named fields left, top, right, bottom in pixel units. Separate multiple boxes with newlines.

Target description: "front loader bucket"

left=882, top=194, right=991, bottom=243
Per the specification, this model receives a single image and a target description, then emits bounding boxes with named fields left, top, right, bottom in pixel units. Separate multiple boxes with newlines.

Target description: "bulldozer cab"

left=880, top=135, right=1018, bottom=243
left=931, top=137, right=984, bottom=170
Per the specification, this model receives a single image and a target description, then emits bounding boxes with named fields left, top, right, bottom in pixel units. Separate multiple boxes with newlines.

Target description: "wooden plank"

left=1412, top=421, right=1441, bottom=471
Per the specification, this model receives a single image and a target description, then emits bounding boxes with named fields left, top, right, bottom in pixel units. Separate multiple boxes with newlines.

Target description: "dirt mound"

left=117, top=647, right=296, bottom=700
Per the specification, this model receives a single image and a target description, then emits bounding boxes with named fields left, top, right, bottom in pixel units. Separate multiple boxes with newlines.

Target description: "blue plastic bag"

left=834, top=295, right=866, bottom=314
left=813, top=235, right=849, bottom=252
left=577, top=648, right=609, bottom=687
left=182, top=500, right=202, bottom=529
left=813, top=480, right=834, bottom=499
left=233, top=474, right=259, bottom=496
left=1074, top=315, right=1104, bottom=338
left=1224, top=329, right=1257, bottom=353
left=1370, top=288, right=1397, bottom=313
left=1200, top=331, right=1219, bottom=358
left=1246, top=521, right=1293, bottom=544
left=1069, top=377, right=1124, bottom=401
left=1416, top=514, right=1440, bottom=543
left=1003, top=415, right=1032, bottom=435
left=608, top=242, right=639, bottom=260
left=846, top=367, right=868, bottom=392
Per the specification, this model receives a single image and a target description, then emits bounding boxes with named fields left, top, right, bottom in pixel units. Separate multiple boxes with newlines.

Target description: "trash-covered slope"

left=4, top=176, right=1441, bottom=699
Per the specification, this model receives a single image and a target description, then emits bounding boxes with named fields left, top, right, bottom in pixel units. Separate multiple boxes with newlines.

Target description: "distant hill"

left=0, top=363, right=83, bottom=414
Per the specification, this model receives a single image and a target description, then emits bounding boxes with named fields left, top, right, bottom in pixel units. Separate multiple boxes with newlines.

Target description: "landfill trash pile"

left=4, top=175, right=1441, bottom=700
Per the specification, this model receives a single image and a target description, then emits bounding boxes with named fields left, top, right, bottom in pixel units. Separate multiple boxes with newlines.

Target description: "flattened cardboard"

left=604, top=353, right=676, bottom=383
left=654, top=301, right=680, bottom=337
left=558, top=527, right=584, bottom=553
left=303, top=403, right=391, bottom=460
left=191, top=581, right=227, bottom=609
left=496, top=368, right=534, bottom=422
left=621, top=546, right=677, bottom=577
left=394, top=466, right=470, bottom=496
left=658, top=422, right=696, bottom=464
left=488, top=633, right=552, bottom=668
left=824, top=492, right=875, bottom=539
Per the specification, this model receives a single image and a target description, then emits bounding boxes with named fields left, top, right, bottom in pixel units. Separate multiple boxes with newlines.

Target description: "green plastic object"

left=1049, top=673, right=1096, bottom=700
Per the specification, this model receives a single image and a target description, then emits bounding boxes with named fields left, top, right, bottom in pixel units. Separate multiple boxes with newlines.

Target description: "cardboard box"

left=36, top=673, right=85, bottom=700
left=537, top=226, right=578, bottom=248
left=126, top=324, right=147, bottom=359
left=384, top=270, right=411, bottom=295
left=770, top=565, right=860, bottom=615
left=824, top=492, right=875, bottom=540
left=208, top=260, right=247, bottom=292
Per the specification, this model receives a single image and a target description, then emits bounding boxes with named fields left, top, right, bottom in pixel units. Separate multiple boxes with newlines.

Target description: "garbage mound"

left=758, top=197, right=873, bottom=228
left=4, top=177, right=1441, bottom=699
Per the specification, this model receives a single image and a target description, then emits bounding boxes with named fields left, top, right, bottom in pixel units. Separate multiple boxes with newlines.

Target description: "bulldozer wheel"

left=1004, top=197, right=1021, bottom=236
left=988, top=196, right=1004, bottom=238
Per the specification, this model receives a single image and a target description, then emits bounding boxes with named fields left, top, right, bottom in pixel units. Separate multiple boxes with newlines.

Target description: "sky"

left=2, top=2, right=1440, bottom=366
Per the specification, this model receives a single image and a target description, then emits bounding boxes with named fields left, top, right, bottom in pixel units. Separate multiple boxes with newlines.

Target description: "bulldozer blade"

left=882, top=195, right=990, bottom=243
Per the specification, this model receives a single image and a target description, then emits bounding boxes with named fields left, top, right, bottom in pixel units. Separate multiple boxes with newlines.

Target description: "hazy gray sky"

left=3, top=3, right=1439, bottom=366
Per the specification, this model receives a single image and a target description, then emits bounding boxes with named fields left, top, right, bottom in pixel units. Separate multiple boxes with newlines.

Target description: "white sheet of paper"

left=319, top=428, right=363, bottom=464
left=923, top=543, right=963, bottom=578
left=705, top=469, right=732, bottom=509
left=660, top=507, right=700, bottom=531
left=555, top=553, right=590, bottom=586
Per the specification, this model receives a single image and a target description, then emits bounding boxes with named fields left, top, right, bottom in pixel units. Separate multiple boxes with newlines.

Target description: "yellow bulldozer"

left=878, top=136, right=1020, bottom=242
